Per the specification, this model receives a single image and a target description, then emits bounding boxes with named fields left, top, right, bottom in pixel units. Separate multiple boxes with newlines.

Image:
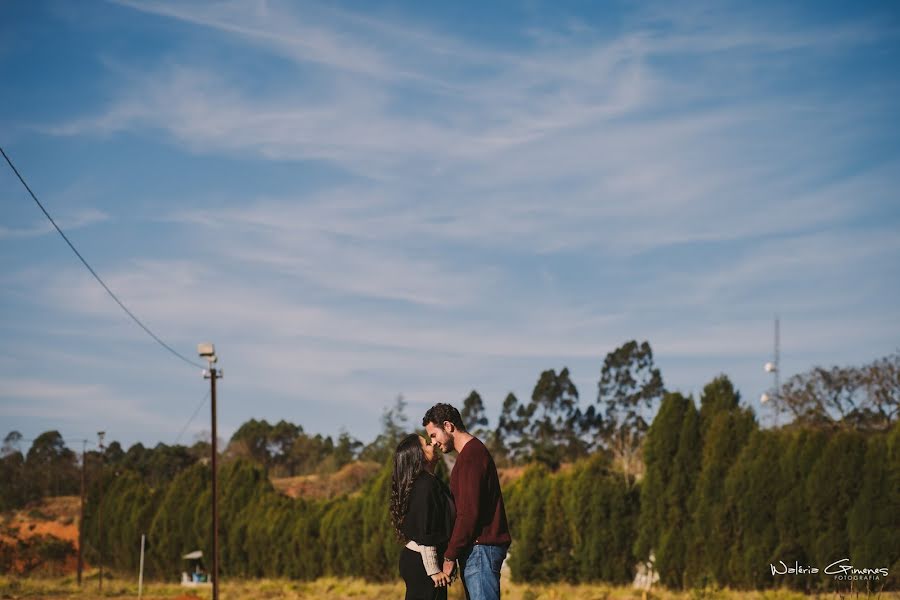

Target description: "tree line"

left=3, top=343, right=898, bottom=590
left=499, top=367, right=898, bottom=592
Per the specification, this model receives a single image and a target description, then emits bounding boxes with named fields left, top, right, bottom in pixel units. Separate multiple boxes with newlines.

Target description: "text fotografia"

left=770, top=559, right=889, bottom=581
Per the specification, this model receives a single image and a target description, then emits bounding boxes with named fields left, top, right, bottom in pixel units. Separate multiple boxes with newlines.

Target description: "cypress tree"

left=145, top=462, right=210, bottom=578
left=847, top=432, right=898, bottom=589
left=685, top=378, right=756, bottom=588
left=635, top=392, right=692, bottom=563
left=723, top=430, right=783, bottom=589
left=359, top=462, right=397, bottom=580
left=656, top=397, right=700, bottom=589
left=774, top=428, right=828, bottom=591
left=536, top=475, right=575, bottom=582
left=506, top=463, right=551, bottom=582
left=805, top=429, right=867, bottom=589
left=566, top=454, right=639, bottom=583
left=566, top=457, right=598, bottom=582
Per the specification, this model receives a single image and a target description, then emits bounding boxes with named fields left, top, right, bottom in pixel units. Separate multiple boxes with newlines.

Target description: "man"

left=423, top=403, right=511, bottom=600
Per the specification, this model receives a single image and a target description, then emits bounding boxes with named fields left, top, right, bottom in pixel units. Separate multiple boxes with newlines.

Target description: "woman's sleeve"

left=404, top=476, right=446, bottom=546
left=419, top=545, right=441, bottom=575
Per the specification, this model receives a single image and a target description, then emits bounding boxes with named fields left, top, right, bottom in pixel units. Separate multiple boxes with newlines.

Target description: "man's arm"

left=443, top=452, right=486, bottom=566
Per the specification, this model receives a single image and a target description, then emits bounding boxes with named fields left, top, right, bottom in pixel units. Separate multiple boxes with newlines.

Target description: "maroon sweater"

left=445, top=437, right=511, bottom=561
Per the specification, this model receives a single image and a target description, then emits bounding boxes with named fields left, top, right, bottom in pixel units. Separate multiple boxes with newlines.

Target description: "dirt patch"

left=1, top=496, right=82, bottom=575
left=272, top=461, right=381, bottom=500
left=1, top=496, right=80, bottom=546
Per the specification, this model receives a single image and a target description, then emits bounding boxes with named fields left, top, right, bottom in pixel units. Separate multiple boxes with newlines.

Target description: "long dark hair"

left=390, top=433, right=426, bottom=542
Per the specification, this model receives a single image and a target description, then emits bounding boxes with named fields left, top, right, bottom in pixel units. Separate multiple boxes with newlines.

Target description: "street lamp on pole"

left=198, top=343, right=222, bottom=600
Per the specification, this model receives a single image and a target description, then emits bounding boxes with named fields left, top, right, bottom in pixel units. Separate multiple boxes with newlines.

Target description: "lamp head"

left=197, top=342, right=217, bottom=363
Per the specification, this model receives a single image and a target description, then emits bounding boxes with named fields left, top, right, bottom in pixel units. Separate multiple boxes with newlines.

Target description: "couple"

left=390, top=403, right=511, bottom=600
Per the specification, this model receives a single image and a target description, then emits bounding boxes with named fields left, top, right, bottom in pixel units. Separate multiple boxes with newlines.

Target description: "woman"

left=391, top=433, right=456, bottom=600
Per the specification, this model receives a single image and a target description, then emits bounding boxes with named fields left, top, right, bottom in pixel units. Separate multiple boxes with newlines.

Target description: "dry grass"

left=2, top=575, right=896, bottom=600
left=271, top=461, right=382, bottom=500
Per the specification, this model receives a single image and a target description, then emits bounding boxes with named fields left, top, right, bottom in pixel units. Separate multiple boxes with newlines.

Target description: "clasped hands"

left=430, top=559, right=458, bottom=588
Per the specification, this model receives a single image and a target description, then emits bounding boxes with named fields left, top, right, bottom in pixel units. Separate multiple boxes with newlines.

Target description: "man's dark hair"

left=423, top=403, right=467, bottom=432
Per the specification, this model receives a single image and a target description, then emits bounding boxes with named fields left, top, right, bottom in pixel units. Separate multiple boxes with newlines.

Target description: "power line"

left=1, top=145, right=204, bottom=369
left=175, top=390, right=211, bottom=445
left=3, top=437, right=97, bottom=445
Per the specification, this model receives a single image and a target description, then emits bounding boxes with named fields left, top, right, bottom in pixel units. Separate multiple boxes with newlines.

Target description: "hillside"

left=271, top=461, right=382, bottom=499
left=0, top=496, right=81, bottom=575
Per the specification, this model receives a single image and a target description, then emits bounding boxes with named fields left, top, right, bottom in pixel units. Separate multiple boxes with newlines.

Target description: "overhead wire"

left=174, top=390, right=211, bottom=445
left=0, top=145, right=205, bottom=369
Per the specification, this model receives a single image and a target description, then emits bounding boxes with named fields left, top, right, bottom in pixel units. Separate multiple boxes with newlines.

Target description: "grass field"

left=2, top=574, right=897, bottom=600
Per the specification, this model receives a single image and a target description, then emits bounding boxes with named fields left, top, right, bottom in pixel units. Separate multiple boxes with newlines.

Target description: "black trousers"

left=399, top=547, right=447, bottom=600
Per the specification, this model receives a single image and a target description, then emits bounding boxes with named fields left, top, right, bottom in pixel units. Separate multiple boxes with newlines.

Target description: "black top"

left=401, top=471, right=455, bottom=548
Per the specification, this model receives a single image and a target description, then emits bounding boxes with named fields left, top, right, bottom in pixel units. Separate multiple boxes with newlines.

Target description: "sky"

left=1, top=0, right=899, bottom=452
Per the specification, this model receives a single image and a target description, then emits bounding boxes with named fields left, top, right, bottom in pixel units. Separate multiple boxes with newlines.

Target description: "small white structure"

left=633, top=551, right=660, bottom=593
left=181, top=550, right=212, bottom=587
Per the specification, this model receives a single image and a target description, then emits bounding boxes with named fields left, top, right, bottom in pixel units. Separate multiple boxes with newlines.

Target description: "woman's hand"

left=431, top=571, right=451, bottom=587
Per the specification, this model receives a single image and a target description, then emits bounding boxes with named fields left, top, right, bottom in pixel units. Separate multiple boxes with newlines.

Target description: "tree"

left=526, top=367, right=583, bottom=468
left=142, top=443, right=197, bottom=489
left=495, top=393, right=532, bottom=465
left=0, top=450, right=29, bottom=510
left=805, top=430, right=868, bottom=588
left=268, top=420, right=302, bottom=476
left=1, top=431, right=30, bottom=509
left=722, top=430, right=784, bottom=589
left=461, top=390, right=489, bottom=438
left=635, top=392, right=690, bottom=563
left=656, top=396, right=700, bottom=589
left=858, top=353, right=900, bottom=429
left=288, top=433, right=334, bottom=476
left=228, top=419, right=275, bottom=466
left=360, top=395, right=409, bottom=464
left=332, top=430, right=362, bottom=468
left=25, top=431, right=78, bottom=497
left=104, top=441, right=125, bottom=465
left=506, top=464, right=551, bottom=582
left=597, top=341, right=665, bottom=478
left=773, top=428, right=828, bottom=592
left=698, top=375, right=742, bottom=426
left=2, top=431, right=23, bottom=457
left=684, top=376, right=756, bottom=588
left=848, top=429, right=899, bottom=588
left=565, top=454, right=639, bottom=584
left=537, top=476, right=576, bottom=582
left=774, top=353, right=899, bottom=431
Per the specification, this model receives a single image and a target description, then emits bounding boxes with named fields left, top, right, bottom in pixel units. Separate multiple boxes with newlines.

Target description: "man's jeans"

left=458, top=544, right=508, bottom=600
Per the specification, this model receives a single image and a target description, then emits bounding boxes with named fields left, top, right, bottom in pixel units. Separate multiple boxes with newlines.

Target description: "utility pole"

left=97, top=431, right=105, bottom=592
left=77, top=439, right=86, bottom=586
left=199, top=343, right=222, bottom=600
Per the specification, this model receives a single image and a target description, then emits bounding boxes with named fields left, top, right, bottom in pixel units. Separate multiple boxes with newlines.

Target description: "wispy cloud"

left=0, top=208, right=108, bottom=240
left=46, top=1, right=895, bottom=258
left=0, top=378, right=175, bottom=431
left=2, top=0, right=897, bottom=446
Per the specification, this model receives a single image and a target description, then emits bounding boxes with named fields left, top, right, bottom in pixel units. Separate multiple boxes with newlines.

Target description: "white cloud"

left=0, top=378, right=174, bottom=431
left=4, top=0, right=897, bottom=444
left=0, top=208, right=109, bottom=240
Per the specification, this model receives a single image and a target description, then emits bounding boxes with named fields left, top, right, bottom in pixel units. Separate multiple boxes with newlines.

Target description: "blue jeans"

left=458, top=544, right=508, bottom=600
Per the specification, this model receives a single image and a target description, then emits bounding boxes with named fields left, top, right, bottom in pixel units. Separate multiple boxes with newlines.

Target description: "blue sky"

left=1, top=0, right=899, bottom=451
